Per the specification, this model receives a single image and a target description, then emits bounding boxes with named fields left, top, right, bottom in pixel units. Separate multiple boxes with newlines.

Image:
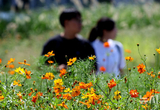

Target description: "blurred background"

left=0, top=0, right=160, bottom=69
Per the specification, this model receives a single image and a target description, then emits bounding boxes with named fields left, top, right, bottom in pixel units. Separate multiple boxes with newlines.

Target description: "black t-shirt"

left=41, top=35, right=95, bottom=65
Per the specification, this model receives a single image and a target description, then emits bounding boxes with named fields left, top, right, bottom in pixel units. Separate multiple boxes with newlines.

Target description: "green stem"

left=137, top=46, right=149, bottom=72
left=95, top=83, right=117, bottom=108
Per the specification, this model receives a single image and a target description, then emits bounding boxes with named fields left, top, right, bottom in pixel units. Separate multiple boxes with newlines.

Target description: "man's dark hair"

left=59, top=8, right=81, bottom=27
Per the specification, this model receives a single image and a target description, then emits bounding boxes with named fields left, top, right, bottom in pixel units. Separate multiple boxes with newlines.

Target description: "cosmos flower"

left=44, top=50, right=55, bottom=57
left=99, top=66, right=106, bottom=72
left=103, top=42, right=110, bottom=48
left=156, top=48, right=160, bottom=54
left=18, top=59, right=30, bottom=66
left=129, top=89, right=139, bottom=98
left=108, top=79, right=116, bottom=89
left=137, top=63, right=146, bottom=74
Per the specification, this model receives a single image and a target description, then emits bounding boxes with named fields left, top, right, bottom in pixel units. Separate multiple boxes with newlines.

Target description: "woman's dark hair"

left=88, top=17, right=115, bottom=42
left=59, top=8, right=81, bottom=27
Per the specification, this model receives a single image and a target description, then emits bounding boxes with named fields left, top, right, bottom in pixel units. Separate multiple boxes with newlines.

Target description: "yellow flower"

left=114, top=90, right=121, bottom=100
left=45, top=72, right=55, bottom=80
left=17, top=91, right=22, bottom=99
left=13, top=80, right=22, bottom=86
left=58, top=101, right=68, bottom=109
left=44, top=50, right=55, bottom=57
left=14, top=67, right=25, bottom=75
left=156, top=48, right=160, bottom=54
left=54, top=79, right=63, bottom=88
left=88, top=55, right=96, bottom=60
left=125, top=56, right=134, bottom=62
left=72, top=57, right=77, bottom=62
left=64, top=88, right=72, bottom=93
left=0, top=94, right=4, bottom=101
left=67, top=57, right=77, bottom=66
left=18, top=59, right=30, bottom=66
left=142, top=104, right=150, bottom=109
left=7, top=58, right=15, bottom=65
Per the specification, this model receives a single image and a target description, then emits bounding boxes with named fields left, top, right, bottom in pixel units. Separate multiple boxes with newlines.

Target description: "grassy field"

left=0, top=27, right=159, bottom=70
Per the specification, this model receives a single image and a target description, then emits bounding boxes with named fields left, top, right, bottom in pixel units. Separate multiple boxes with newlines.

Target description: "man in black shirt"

left=41, top=8, right=95, bottom=69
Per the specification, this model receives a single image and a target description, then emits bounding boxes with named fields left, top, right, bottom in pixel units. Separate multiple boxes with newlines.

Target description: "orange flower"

left=137, top=63, right=146, bottom=74
left=82, top=88, right=101, bottom=105
left=44, top=50, right=55, bottom=57
left=156, top=48, right=160, bottom=54
left=150, top=89, right=160, bottom=94
left=13, top=80, right=22, bottom=86
left=141, top=91, right=154, bottom=103
left=158, top=71, right=160, bottom=79
left=63, top=93, right=72, bottom=100
left=142, top=104, right=150, bottom=109
left=42, top=72, right=55, bottom=80
left=108, top=79, right=116, bottom=89
left=71, top=86, right=81, bottom=97
left=58, top=101, right=68, bottom=109
left=36, top=92, right=43, bottom=96
left=79, top=82, right=93, bottom=89
left=32, top=95, right=38, bottom=103
left=147, top=71, right=155, bottom=78
left=67, top=57, right=77, bottom=66
left=99, top=66, right=106, bottom=72
left=53, top=86, right=65, bottom=95
left=8, top=70, right=15, bottom=75
left=17, top=91, right=22, bottom=99
left=48, top=60, right=54, bottom=64
left=59, top=69, right=67, bottom=78
left=103, top=42, right=110, bottom=48
left=7, top=58, right=15, bottom=65
left=8, top=64, right=14, bottom=69
left=28, top=92, right=33, bottom=96
left=56, top=94, right=62, bottom=99
left=79, top=101, right=91, bottom=108
left=125, top=49, right=131, bottom=53
left=129, top=89, right=139, bottom=98
left=18, top=59, right=30, bottom=66
left=88, top=55, right=96, bottom=60
left=0, top=94, right=4, bottom=101
left=0, top=58, right=2, bottom=64
left=125, top=56, right=134, bottom=62
left=25, top=69, right=31, bottom=79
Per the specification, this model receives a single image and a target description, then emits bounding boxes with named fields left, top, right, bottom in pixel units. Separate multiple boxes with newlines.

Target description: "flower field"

left=0, top=2, right=160, bottom=109
left=0, top=44, right=160, bottom=109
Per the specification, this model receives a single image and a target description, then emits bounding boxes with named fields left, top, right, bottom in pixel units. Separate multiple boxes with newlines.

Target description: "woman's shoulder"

left=109, top=39, right=123, bottom=48
left=91, top=39, right=102, bottom=45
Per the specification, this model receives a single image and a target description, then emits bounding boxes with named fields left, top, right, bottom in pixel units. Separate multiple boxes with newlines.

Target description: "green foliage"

left=0, top=3, right=160, bottom=39
left=0, top=45, right=160, bottom=109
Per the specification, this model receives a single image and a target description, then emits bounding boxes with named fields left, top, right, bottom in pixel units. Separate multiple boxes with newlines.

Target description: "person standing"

left=88, top=17, right=125, bottom=77
left=41, top=8, right=95, bottom=70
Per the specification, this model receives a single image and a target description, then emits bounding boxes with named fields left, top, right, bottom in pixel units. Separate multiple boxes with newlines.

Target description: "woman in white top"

left=88, top=17, right=126, bottom=77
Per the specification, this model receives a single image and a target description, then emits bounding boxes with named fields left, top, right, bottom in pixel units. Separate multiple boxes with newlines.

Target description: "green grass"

left=0, top=27, right=159, bottom=70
